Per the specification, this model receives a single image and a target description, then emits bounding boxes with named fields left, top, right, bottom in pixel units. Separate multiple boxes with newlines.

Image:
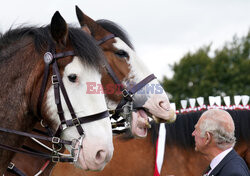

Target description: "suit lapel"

left=209, top=149, right=237, bottom=176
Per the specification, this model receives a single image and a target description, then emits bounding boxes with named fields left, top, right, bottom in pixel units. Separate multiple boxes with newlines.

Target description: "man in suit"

left=192, top=109, right=249, bottom=176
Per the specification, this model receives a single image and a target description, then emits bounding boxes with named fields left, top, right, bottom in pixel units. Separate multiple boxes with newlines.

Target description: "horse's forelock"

left=68, top=28, right=104, bottom=71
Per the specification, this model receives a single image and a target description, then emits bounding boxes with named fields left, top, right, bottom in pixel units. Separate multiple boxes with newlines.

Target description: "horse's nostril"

left=95, top=150, right=107, bottom=164
left=159, top=101, right=170, bottom=111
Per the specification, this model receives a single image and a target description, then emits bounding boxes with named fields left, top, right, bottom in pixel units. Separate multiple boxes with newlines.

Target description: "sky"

left=0, top=0, right=249, bottom=80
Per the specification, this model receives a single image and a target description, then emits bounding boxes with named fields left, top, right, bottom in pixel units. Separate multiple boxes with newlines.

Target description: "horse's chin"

left=131, top=110, right=150, bottom=138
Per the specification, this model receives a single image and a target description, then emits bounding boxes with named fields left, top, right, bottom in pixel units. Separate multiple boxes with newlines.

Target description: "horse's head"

left=75, top=6, right=176, bottom=138
left=31, top=12, right=113, bottom=170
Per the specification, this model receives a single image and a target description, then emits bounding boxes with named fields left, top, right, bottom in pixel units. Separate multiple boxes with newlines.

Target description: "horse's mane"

left=0, top=25, right=104, bottom=69
left=151, top=110, right=250, bottom=148
left=96, top=19, right=134, bottom=50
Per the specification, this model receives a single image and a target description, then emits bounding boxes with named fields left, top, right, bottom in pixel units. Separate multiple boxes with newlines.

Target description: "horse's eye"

left=68, top=74, right=77, bottom=83
left=115, top=50, right=129, bottom=58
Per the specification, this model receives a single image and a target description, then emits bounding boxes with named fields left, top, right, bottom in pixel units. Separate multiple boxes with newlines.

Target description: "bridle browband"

left=96, top=34, right=156, bottom=129
left=0, top=45, right=110, bottom=163
left=96, top=34, right=116, bottom=45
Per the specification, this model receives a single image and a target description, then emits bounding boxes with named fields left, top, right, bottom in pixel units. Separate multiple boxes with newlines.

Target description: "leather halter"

left=0, top=46, right=110, bottom=163
left=96, top=34, right=157, bottom=122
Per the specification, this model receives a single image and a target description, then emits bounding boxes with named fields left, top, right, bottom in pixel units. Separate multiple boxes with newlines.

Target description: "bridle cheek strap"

left=52, top=59, right=84, bottom=136
left=37, top=51, right=75, bottom=118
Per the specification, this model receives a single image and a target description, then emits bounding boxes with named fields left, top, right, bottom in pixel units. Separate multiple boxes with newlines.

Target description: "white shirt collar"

left=208, top=147, right=233, bottom=175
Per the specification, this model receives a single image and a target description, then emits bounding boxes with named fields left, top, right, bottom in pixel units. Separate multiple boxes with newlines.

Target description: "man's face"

left=192, top=117, right=207, bottom=152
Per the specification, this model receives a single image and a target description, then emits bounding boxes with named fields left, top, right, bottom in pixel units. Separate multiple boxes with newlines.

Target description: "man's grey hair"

left=199, top=109, right=236, bottom=149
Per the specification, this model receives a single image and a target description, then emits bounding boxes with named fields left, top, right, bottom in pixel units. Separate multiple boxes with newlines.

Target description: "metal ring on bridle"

left=122, top=103, right=133, bottom=115
left=52, top=143, right=62, bottom=152
left=40, top=119, right=47, bottom=128
left=71, top=138, right=80, bottom=150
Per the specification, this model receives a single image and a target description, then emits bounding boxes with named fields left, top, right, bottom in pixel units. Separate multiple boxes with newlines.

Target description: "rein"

left=97, top=34, right=157, bottom=130
left=0, top=46, right=110, bottom=165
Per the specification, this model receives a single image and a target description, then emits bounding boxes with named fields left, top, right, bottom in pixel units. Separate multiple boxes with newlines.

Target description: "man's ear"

left=205, top=132, right=211, bottom=145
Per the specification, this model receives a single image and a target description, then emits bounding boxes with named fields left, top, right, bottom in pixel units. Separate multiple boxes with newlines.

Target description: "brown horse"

left=51, top=110, right=250, bottom=176
left=74, top=6, right=176, bottom=137
left=0, top=11, right=114, bottom=175
left=5, top=7, right=177, bottom=175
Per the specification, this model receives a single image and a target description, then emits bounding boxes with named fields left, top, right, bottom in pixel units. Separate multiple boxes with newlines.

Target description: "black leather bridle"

left=37, top=49, right=109, bottom=137
left=97, top=34, right=157, bottom=131
left=0, top=46, right=110, bottom=163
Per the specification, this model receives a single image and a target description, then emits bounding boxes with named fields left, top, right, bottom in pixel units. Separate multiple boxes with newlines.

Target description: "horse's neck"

left=0, top=41, right=39, bottom=173
left=0, top=41, right=38, bottom=125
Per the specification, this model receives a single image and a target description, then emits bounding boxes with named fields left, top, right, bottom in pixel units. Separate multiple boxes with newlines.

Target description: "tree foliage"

left=162, top=30, right=250, bottom=108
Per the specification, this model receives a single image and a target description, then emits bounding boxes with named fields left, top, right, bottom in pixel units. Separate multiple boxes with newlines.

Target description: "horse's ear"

left=75, top=6, right=91, bottom=35
left=75, top=5, right=86, bottom=27
left=50, top=11, right=68, bottom=46
left=75, top=5, right=105, bottom=37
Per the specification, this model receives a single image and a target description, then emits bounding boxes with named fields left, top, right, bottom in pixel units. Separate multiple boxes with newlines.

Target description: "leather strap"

left=52, top=60, right=85, bottom=135
left=129, top=74, right=156, bottom=94
left=96, top=34, right=115, bottom=45
left=0, top=142, right=73, bottom=162
left=0, top=127, right=72, bottom=145
left=7, top=162, right=26, bottom=176
left=37, top=63, right=50, bottom=118
left=110, top=74, right=156, bottom=120
left=53, top=51, right=75, bottom=59
left=62, top=111, right=109, bottom=127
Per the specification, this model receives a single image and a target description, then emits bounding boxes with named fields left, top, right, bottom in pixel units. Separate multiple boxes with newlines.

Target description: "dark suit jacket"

left=208, top=149, right=249, bottom=176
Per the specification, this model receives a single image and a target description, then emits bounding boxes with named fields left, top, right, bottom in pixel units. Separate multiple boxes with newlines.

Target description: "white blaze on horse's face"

left=113, top=38, right=176, bottom=137
left=46, top=57, right=113, bottom=171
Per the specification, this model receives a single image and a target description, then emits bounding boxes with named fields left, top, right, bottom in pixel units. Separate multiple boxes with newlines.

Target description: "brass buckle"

left=72, top=118, right=81, bottom=127
left=122, top=89, right=130, bottom=97
left=52, top=75, right=59, bottom=85
left=109, top=109, right=116, bottom=115
left=52, top=137, right=60, bottom=144
left=52, top=156, right=60, bottom=162
left=8, top=162, right=14, bottom=170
